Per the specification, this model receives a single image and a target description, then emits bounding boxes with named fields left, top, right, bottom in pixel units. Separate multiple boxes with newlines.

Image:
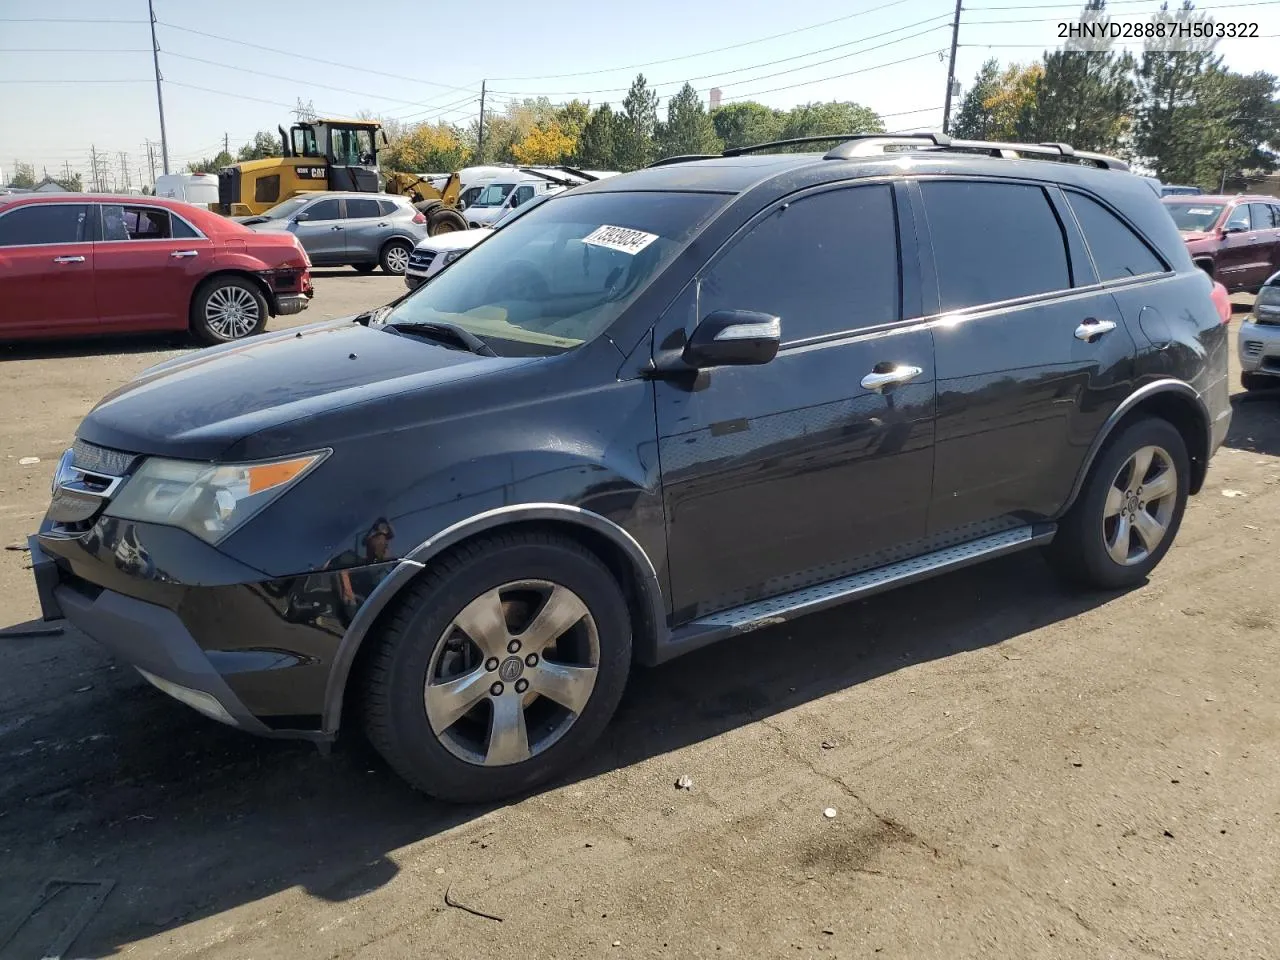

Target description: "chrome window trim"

left=96, top=202, right=209, bottom=242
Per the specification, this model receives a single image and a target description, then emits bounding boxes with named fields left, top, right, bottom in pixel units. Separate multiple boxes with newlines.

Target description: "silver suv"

left=1239, top=269, right=1280, bottom=390
left=241, top=192, right=428, bottom=275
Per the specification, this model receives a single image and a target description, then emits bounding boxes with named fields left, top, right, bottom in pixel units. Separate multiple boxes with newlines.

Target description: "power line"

left=0, top=48, right=151, bottom=52
left=721, top=48, right=946, bottom=103
left=155, top=20, right=477, bottom=97
left=0, top=78, right=150, bottom=83
left=489, top=17, right=953, bottom=98
left=0, top=17, right=147, bottom=23
left=486, top=0, right=918, bottom=81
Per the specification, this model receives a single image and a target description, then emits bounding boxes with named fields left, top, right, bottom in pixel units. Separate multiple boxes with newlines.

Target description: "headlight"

left=1257, top=284, right=1280, bottom=317
left=106, top=451, right=328, bottom=544
left=443, top=249, right=464, bottom=264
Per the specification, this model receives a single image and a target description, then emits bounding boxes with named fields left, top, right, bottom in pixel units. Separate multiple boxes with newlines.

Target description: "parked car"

left=240, top=192, right=428, bottom=275
left=1238, top=269, right=1280, bottom=390
left=461, top=178, right=568, bottom=228
left=1162, top=194, right=1280, bottom=292
left=30, top=134, right=1231, bottom=802
left=404, top=192, right=555, bottom=290
left=0, top=193, right=311, bottom=344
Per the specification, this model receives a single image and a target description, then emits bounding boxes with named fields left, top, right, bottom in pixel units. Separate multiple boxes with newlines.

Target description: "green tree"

left=237, top=130, right=282, bottom=162
left=1189, top=68, right=1280, bottom=189
left=779, top=101, right=884, bottom=143
left=1019, top=0, right=1137, bottom=152
left=615, top=74, right=660, bottom=170
left=576, top=103, right=618, bottom=169
left=656, top=83, right=722, bottom=159
left=711, top=101, right=784, bottom=151
left=383, top=122, right=469, bottom=173
left=952, top=60, right=1042, bottom=140
left=52, top=173, right=83, bottom=191
left=556, top=100, right=591, bottom=145
left=8, top=162, right=36, bottom=188
left=187, top=150, right=234, bottom=174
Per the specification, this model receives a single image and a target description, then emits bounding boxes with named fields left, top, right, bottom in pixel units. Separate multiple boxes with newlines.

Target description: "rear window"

left=383, top=191, right=722, bottom=354
left=1164, top=201, right=1224, bottom=232
left=0, top=204, right=90, bottom=246
left=921, top=181, right=1070, bottom=311
left=1065, top=192, right=1165, bottom=281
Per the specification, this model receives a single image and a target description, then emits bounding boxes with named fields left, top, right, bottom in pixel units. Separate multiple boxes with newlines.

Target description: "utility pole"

left=224, top=132, right=230, bottom=156
left=477, top=80, right=487, bottom=161
left=148, top=0, right=170, bottom=174
left=142, top=140, right=157, bottom=187
left=89, top=145, right=101, bottom=192
left=941, top=0, right=963, bottom=134
left=63, top=160, right=72, bottom=183
left=119, top=151, right=131, bottom=192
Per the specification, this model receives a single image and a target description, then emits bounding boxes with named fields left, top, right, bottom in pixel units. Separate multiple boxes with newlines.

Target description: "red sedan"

left=0, top=193, right=312, bottom=344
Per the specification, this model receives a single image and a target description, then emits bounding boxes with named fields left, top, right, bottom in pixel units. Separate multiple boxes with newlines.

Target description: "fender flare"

left=1057, top=378, right=1210, bottom=517
left=320, top=503, right=665, bottom=736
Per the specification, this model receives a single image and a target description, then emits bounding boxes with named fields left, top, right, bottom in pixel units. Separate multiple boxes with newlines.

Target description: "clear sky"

left=2, top=0, right=1278, bottom=186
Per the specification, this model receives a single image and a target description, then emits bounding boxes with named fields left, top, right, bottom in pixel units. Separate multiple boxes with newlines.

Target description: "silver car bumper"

left=1239, top=319, right=1280, bottom=375
left=275, top=293, right=311, bottom=317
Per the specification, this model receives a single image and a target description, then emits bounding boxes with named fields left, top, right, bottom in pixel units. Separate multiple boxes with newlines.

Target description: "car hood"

left=75, top=318, right=536, bottom=461
left=239, top=218, right=292, bottom=231
left=413, top=229, right=488, bottom=253
left=1178, top=229, right=1213, bottom=242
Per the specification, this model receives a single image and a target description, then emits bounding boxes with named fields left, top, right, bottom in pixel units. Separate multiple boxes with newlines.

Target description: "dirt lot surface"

left=2, top=283, right=1278, bottom=959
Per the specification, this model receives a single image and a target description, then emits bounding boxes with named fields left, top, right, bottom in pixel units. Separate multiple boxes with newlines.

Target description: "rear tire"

left=353, top=263, right=377, bottom=274
left=361, top=531, right=632, bottom=803
left=1242, top=372, right=1273, bottom=392
left=428, top=208, right=469, bottom=236
left=1047, top=417, right=1189, bottom=590
left=379, top=239, right=414, bottom=275
left=190, top=276, right=268, bottom=345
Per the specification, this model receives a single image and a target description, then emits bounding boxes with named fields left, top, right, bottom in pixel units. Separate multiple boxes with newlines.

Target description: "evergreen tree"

left=615, top=74, right=660, bottom=170
left=577, top=104, right=618, bottom=169
left=656, top=83, right=722, bottom=159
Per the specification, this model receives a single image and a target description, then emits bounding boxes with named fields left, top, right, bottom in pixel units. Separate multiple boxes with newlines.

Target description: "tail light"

left=1210, top=281, right=1231, bottom=325
left=412, top=212, right=427, bottom=225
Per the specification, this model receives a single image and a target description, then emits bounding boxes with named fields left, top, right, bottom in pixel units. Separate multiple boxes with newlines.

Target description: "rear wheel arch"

left=322, top=505, right=664, bottom=737
left=1060, top=381, right=1211, bottom=517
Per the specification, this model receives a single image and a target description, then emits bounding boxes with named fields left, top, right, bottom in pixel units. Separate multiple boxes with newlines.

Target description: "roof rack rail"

left=722, top=134, right=888, bottom=157
left=646, top=154, right=720, bottom=168
left=823, top=134, right=1129, bottom=170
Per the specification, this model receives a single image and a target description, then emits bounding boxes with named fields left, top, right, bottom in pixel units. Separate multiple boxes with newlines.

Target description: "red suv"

left=0, top=194, right=312, bottom=344
left=1163, top=194, right=1280, bottom=293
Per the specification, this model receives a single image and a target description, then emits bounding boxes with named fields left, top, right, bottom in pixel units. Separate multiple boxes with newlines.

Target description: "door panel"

left=95, top=204, right=213, bottom=329
left=655, top=183, right=936, bottom=621
left=0, top=203, right=96, bottom=336
left=342, top=197, right=383, bottom=261
left=292, top=198, right=346, bottom=264
left=1215, top=204, right=1255, bottom=292
left=916, top=179, right=1136, bottom=534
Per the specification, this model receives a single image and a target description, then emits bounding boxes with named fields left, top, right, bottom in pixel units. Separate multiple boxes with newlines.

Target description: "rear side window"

left=172, top=215, right=199, bottom=239
left=1065, top=192, right=1165, bottom=281
left=377, top=199, right=399, bottom=216
left=921, top=181, right=1070, bottom=311
left=0, top=204, right=89, bottom=246
left=346, top=198, right=381, bottom=218
left=700, top=185, right=899, bottom=343
left=1248, top=203, right=1274, bottom=230
left=102, top=206, right=173, bottom=241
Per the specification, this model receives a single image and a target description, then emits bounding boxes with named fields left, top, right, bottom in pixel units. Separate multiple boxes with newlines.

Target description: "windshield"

left=382, top=191, right=721, bottom=355
left=470, top=183, right=516, bottom=208
left=1164, top=201, right=1225, bottom=232
left=259, top=197, right=312, bottom=220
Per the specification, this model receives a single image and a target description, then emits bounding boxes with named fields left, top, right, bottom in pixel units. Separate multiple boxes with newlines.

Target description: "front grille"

left=407, top=250, right=436, bottom=272
left=1244, top=340, right=1264, bottom=358
left=72, top=439, right=137, bottom=476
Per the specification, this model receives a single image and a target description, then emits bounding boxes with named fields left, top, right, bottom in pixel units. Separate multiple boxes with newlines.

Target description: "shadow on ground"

left=0, top=334, right=190, bottom=364
left=0, top=546, right=1127, bottom=958
left=1224, top=382, right=1280, bottom=456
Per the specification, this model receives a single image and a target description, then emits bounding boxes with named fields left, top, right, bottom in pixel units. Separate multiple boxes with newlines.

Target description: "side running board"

left=656, top=524, right=1056, bottom=663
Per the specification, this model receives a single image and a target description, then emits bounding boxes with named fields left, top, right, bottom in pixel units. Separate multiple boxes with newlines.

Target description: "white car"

left=404, top=192, right=555, bottom=290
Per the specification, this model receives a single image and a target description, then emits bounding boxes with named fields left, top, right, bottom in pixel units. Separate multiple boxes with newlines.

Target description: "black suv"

left=30, top=133, right=1231, bottom=802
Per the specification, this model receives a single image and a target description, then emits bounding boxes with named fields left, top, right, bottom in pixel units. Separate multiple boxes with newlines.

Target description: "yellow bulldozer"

left=382, top=171, right=469, bottom=234
left=211, top=117, right=470, bottom=234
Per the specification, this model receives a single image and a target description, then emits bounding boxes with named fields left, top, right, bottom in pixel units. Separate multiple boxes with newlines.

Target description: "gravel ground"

left=1, top=284, right=1277, bottom=960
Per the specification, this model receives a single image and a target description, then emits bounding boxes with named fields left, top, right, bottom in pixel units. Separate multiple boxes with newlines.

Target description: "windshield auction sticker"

left=582, top=225, right=659, bottom=255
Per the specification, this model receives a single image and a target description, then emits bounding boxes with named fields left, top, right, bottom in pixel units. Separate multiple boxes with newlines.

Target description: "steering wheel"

left=487, top=260, right=548, bottom=301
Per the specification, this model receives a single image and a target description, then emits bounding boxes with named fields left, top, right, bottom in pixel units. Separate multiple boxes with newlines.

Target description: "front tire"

left=361, top=531, right=632, bottom=802
left=190, top=276, right=268, bottom=345
left=1242, top=371, right=1273, bottom=392
left=353, top=263, right=377, bottom=274
left=428, top=208, right=469, bottom=236
left=1047, top=417, right=1189, bottom=590
left=380, top=239, right=414, bottom=275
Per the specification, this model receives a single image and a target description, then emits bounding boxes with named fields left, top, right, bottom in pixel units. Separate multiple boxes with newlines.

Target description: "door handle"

left=1074, top=318, right=1118, bottom=342
left=170, top=250, right=198, bottom=259
left=861, top=364, right=923, bottom=392
left=330, top=225, right=344, bottom=231
left=377, top=222, right=389, bottom=227
left=52, top=255, right=85, bottom=263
